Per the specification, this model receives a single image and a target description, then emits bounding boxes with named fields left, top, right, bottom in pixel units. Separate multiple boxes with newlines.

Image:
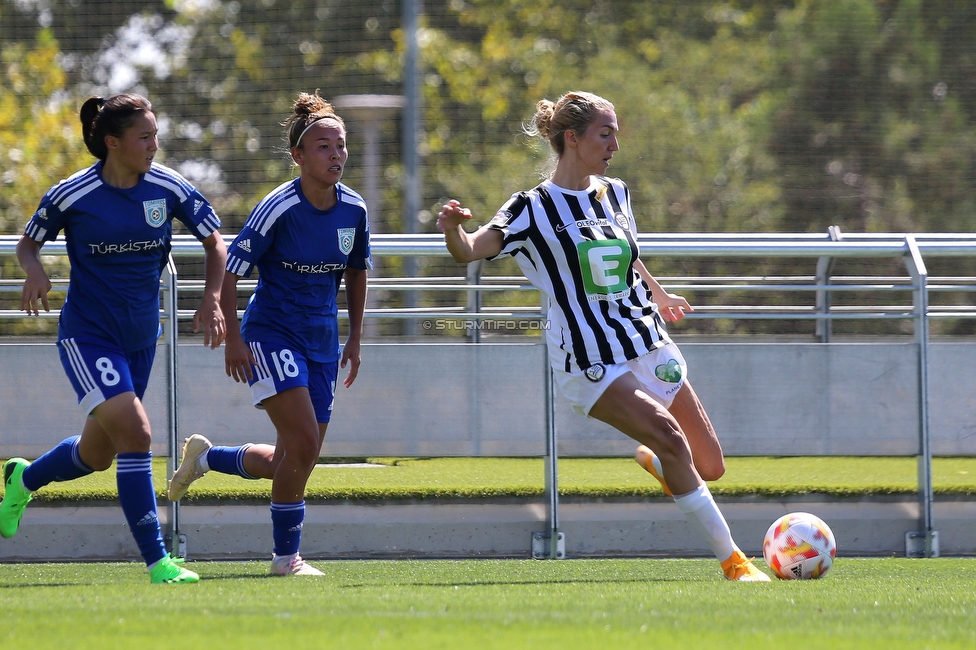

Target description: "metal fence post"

left=466, top=259, right=484, bottom=343
left=532, top=301, right=564, bottom=559
left=161, top=254, right=185, bottom=558
left=904, top=236, right=938, bottom=558
left=815, top=225, right=842, bottom=342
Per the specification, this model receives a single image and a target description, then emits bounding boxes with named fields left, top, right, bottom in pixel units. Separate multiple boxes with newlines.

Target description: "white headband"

left=295, top=115, right=340, bottom=147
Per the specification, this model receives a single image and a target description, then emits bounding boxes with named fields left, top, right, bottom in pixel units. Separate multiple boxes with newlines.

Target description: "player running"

left=1, top=93, right=226, bottom=584
left=437, top=91, right=770, bottom=581
left=167, top=91, right=370, bottom=577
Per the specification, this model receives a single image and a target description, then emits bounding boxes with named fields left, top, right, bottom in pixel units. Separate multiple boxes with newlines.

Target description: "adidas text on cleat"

left=634, top=445, right=672, bottom=497
left=0, top=458, right=33, bottom=539
left=168, top=434, right=212, bottom=501
left=270, top=553, right=325, bottom=576
left=722, top=550, right=772, bottom=582
left=149, top=555, right=199, bottom=584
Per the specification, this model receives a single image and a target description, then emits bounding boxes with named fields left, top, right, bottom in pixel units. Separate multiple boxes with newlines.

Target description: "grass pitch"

left=9, top=455, right=976, bottom=502
left=0, top=558, right=974, bottom=649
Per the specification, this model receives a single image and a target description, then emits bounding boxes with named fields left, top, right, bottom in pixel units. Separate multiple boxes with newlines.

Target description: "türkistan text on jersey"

left=281, top=261, right=347, bottom=274
left=88, top=237, right=167, bottom=255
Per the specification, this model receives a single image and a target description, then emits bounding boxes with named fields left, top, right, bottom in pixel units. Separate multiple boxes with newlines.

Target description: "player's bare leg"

left=591, top=373, right=769, bottom=581
left=258, top=387, right=325, bottom=576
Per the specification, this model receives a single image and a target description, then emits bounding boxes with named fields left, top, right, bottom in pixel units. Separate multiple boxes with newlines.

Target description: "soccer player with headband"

left=437, top=91, right=771, bottom=581
left=167, top=91, right=370, bottom=577
left=2, top=93, right=227, bottom=584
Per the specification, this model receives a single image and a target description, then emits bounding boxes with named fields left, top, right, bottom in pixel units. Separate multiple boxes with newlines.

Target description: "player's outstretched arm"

left=437, top=200, right=504, bottom=263
left=16, top=236, right=52, bottom=316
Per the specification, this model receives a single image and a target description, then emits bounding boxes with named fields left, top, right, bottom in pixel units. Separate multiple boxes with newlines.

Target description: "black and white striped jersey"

left=485, top=176, right=672, bottom=372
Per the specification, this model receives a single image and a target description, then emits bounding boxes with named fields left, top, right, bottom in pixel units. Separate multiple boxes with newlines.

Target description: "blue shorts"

left=58, top=338, right=156, bottom=415
left=247, top=341, right=337, bottom=424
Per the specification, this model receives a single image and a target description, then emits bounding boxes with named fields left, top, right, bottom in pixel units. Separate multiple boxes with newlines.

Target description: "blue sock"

left=22, top=436, right=94, bottom=492
left=116, top=452, right=166, bottom=567
left=271, top=501, right=305, bottom=557
left=206, top=444, right=258, bottom=479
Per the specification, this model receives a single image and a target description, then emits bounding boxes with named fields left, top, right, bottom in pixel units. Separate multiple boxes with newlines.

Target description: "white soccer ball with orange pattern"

left=762, top=512, right=836, bottom=580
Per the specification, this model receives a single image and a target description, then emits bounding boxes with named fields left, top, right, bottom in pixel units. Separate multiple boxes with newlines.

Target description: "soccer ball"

left=762, top=512, right=836, bottom=580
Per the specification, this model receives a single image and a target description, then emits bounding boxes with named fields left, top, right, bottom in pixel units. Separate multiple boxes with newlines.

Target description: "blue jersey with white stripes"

left=226, top=178, right=371, bottom=363
left=24, top=161, right=221, bottom=351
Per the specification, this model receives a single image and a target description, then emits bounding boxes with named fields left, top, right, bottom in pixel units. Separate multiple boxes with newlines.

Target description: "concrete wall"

left=2, top=341, right=975, bottom=458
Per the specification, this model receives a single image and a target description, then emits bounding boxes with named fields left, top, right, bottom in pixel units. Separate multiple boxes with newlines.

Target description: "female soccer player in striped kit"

left=167, top=92, right=370, bottom=576
left=437, top=91, right=770, bottom=581
left=1, top=93, right=227, bottom=584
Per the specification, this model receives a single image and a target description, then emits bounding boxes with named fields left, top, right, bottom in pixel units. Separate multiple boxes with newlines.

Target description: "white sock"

left=197, top=453, right=210, bottom=474
left=673, top=484, right=737, bottom=562
left=650, top=453, right=665, bottom=479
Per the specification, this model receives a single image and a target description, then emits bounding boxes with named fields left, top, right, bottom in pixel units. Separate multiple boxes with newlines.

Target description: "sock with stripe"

left=271, top=501, right=305, bottom=557
left=673, top=483, right=737, bottom=562
left=116, top=452, right=166, bottom=567
left=205, top=444, right=258, bottom=479
left=21, top=436, right=94, bottom=492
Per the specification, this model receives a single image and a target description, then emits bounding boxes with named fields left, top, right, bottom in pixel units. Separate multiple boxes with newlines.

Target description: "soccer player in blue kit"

left=0, top=93, right=227, bottom=584
left=167, top=91, right=370, bottom=576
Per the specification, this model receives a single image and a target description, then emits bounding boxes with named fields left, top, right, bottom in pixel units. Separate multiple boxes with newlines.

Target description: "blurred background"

left=1, top=0, right=974, bottom=338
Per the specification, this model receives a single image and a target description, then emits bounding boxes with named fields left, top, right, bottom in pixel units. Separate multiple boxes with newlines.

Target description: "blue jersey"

left=226, top=179, right=371, bottom=363
left=24, top=161, right=221, bottom=352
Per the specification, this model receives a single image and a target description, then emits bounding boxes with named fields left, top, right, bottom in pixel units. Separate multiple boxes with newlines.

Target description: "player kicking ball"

left=437, top=91, right=769, bottom=581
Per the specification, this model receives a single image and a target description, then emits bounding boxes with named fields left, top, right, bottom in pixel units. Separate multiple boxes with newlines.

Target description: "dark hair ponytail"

left=79, top=93, right=153, bottom=160
left=283, top=90, right=345, bottom=149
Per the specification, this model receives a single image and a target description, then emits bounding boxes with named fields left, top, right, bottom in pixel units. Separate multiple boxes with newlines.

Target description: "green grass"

left=5, top=456, right=976, bottom=503
left=0, top=558, right=974, bottom=649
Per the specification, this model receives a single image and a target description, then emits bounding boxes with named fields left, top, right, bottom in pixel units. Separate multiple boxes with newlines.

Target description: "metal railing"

left=3, top=230, right=976, bottom=559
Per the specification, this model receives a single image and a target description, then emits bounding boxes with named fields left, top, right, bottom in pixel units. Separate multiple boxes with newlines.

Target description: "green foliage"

left=0, top=30, right=89, bottom=234
left=2, top=0, right=974, bottom=338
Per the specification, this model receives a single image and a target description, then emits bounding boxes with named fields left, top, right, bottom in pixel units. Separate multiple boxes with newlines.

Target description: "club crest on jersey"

left=584, top=364, right=606, bottom=382
left=337, top=228, right=356, bottom=255
left=614, top=212, right=630, bottom=230
left=143, top=199, right=167, bottom=228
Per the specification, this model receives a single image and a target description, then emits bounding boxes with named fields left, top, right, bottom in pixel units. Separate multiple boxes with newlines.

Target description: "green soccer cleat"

left=149, top=555, right=200, bottom=584
left=0, top=458, right=33, bottom=539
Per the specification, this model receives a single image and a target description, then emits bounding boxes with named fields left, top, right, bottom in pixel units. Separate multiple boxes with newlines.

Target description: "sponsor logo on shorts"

left=655, top=359, right=683, bottom=383
left=584, top=364, right=606, bottom=382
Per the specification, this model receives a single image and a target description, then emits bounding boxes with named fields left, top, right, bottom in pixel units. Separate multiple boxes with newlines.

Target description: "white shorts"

left=552, top=342, right=688, bottom=417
